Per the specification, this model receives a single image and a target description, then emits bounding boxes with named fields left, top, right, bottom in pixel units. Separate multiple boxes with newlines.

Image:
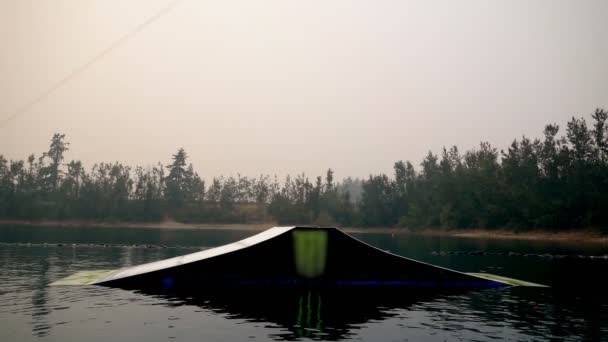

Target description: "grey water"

left=0, top=225, right=607, bottom=341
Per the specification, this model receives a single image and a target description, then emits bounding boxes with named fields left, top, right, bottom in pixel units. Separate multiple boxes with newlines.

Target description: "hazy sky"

left=1, top=0, right=607, bottom=180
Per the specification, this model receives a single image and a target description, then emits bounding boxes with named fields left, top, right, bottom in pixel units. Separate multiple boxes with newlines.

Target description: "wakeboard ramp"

left=51, top=226, right=546, bottom=289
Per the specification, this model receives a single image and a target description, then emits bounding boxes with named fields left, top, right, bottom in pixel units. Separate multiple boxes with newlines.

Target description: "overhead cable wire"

left=0, top=0, right=183, bottom=129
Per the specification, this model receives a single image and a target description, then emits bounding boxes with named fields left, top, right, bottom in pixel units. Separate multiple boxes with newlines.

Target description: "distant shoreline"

left=0, top=219, right=606, bottom=244
left=410, top=228, right=608, bottom=245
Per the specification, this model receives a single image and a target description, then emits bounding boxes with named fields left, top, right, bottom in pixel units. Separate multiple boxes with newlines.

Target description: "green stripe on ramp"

left=293, top=230, right=328, bottom=279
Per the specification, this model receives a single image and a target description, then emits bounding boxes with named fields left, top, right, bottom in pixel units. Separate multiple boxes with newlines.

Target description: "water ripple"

left=1, top=232, right=607, bottom=341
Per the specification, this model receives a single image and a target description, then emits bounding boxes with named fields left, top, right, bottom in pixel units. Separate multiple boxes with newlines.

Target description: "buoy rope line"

left=0, top=242, right=203, bottom=250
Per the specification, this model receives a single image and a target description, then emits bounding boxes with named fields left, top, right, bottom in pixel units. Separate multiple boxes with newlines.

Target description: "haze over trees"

left=1, top=109, right=607, bottom=232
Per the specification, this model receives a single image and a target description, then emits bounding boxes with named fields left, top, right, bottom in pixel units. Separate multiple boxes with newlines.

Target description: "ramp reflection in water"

left=133, top=287, right=474, bottom=340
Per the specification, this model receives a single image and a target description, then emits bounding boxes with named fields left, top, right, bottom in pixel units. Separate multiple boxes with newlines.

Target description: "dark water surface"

left=1, top=225, right=607, bottom=341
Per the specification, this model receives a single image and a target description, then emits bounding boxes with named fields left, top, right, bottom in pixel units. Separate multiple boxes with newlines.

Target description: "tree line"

left=1, top=108, right=607, bottom=232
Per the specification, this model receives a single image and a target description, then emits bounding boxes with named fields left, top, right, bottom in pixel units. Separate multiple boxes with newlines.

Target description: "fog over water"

left=1, top=0, right=607, bottom=179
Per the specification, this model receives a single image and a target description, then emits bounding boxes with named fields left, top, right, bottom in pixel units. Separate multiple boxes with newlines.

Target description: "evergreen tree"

left=39, top=133, right=69, bottom=192
left=165, top=148, right=191, bottom=208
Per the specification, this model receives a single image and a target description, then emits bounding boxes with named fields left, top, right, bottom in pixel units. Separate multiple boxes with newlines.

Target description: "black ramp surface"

left=96, top=227, right=509, bottom=290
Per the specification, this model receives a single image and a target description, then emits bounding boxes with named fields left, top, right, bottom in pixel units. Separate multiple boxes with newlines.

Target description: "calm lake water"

left=1, top=225, right=607, bottom=341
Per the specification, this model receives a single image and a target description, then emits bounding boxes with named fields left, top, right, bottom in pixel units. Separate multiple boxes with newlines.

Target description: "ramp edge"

left=466, top=273, right=548, bottom=287
left=50, top=270, right=117, bottom=286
